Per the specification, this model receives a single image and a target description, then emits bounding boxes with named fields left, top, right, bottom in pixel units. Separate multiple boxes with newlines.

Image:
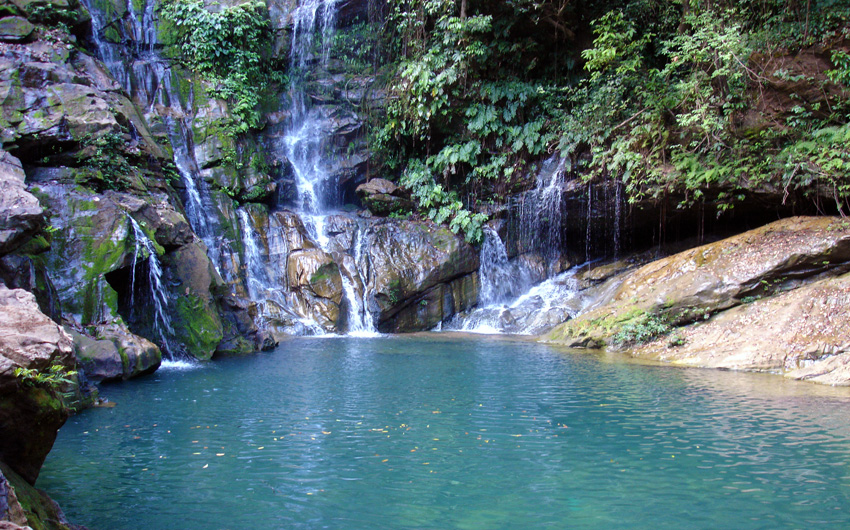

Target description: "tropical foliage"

left=371, top=0, right=850, bottom=240
left=159, top=0, right=284, bottom=133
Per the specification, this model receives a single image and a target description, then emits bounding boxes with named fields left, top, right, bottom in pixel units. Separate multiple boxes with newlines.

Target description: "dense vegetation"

left=159, top=0, right=284, bottom=133
left=370, top=0, right=850, bottom=242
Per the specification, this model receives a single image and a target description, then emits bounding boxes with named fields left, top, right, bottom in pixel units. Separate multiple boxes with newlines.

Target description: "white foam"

left=346, top=330, right=382, bottom=338
left=160, top=359, right=200, bottom=371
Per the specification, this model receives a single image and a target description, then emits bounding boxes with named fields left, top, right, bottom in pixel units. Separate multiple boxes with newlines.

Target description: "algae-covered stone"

left=0, top=16, right=33, bottom=42
left=68, top=325, right=161, bottom=382
left=355, top=178, right=412, bottom=216
left=163, top=241, right=224, bottom=360
left=0, top=461, right=79, bottom=530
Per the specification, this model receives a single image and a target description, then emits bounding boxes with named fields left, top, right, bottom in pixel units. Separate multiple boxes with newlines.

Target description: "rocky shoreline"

left=544, top=216, right=850, bottom=386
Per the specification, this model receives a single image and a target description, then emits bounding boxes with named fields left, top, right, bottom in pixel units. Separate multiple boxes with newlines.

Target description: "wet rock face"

left=286, top=248, right=343, bottom=330
left=0, top=285, right=74, bottom=484
left=31, top=184, right=229, bottom=360
left=366, top=219, right=480, bottom=332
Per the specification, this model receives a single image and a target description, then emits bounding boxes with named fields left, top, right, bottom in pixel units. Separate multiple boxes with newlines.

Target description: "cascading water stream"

left=513, top=155, right=567, bottom=275
left=281, top=0, right=377, bottom=335
left=238, top=209, right=268, bottom=302
left=81, top=0, right=227, bottom=276
left=449, top=156, right=584, bottom=335
left=342, top=226, right=377, bottom=336
left=128, top=216, right=175, bottom=355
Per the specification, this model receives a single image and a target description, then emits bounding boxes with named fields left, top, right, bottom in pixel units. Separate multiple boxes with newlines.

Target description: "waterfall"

left=238, top=209, right=268, bottom=302
left=277, top=0, right=378, bottom=335
left=513, top=155, right=567, bottom=274
left=448, top=226, right=585, bottom=335
left=478, top=227, right=535, bottom=305
left=81, top=0, right=228, bottom=277
left=614, top=181, right=622, bottom=257
left=449, top=157, right=580, bottom=335
left=128, top=217, right=175, bottom=355
left=284, top=0, right=340, bottom=246
left=343, top=226, right=378, bottom=336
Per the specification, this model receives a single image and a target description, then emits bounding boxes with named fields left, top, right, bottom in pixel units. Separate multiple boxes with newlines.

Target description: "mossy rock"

left=0, top=461, right=75, bottom=530
left=162, top=242, right=224, bottom=360
left=0, top=15, right=33, bottom=42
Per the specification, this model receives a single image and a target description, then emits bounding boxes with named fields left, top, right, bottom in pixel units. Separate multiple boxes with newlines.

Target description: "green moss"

left=16, top=234, right=51, bottom=255
left=310, top=263, right=338, bottom=284
left=0, top=461, right=72, bottom=530
left=174, top=295, right=223, bottom=360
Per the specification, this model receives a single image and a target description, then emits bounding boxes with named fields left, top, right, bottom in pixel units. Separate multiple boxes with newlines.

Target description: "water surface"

left=39, top=335, right=850, bottom=529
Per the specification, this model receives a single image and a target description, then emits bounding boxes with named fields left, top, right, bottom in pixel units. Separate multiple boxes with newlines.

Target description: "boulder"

left=287, top=249, right=343, bottom=302
left=545, top=217, right=850, bottom=347
left=0, top=151, right=43, bottom=256
left=0, top=17, right=34, bottom=43
left=355, top=178, right=412, bottom=216
left=0, top=285, right=74, bottom=484
left=285, top=249, right=343, bottom=330
left=366, top=219, right=480, bottom=331
left=379, top=272, right=480, bottom=332
left=35, top=185, right=231, bottom=360
left=630, top=272, right=850, bottom=385
left=68, top=325, right=161, bottom=382
left=162, top=241, right=225, bottom=360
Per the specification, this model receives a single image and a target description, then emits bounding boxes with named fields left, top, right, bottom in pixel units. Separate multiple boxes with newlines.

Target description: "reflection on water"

left=39, top=335, right=850, bottom=529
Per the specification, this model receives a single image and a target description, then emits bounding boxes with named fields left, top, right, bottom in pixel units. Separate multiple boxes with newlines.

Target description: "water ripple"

left=39, top=336, right=850, bottom=530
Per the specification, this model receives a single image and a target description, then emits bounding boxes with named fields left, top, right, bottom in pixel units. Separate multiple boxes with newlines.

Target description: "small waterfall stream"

left=513, top=155, right=567, bottom=274
left=448, top=229, right=587, bottom=335
left=128, top=216, right=175, bottom=355
left=449, top=156, right=586, bottom=335
left=342, top=225, right=377, bottom=336
left=238, top=209, right=268, bottom=301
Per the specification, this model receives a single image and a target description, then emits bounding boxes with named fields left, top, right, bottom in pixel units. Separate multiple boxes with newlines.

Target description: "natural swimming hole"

left=39, top=335, right=850, bottom=529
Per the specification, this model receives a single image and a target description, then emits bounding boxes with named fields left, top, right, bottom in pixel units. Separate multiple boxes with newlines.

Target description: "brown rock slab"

left=545, top=216, right=850, bottom=347
left=631, top=272, right=850, bottom=385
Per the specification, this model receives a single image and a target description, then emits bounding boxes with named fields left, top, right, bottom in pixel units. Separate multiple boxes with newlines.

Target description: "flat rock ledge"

left=543, top=216, right=850, bottom=385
